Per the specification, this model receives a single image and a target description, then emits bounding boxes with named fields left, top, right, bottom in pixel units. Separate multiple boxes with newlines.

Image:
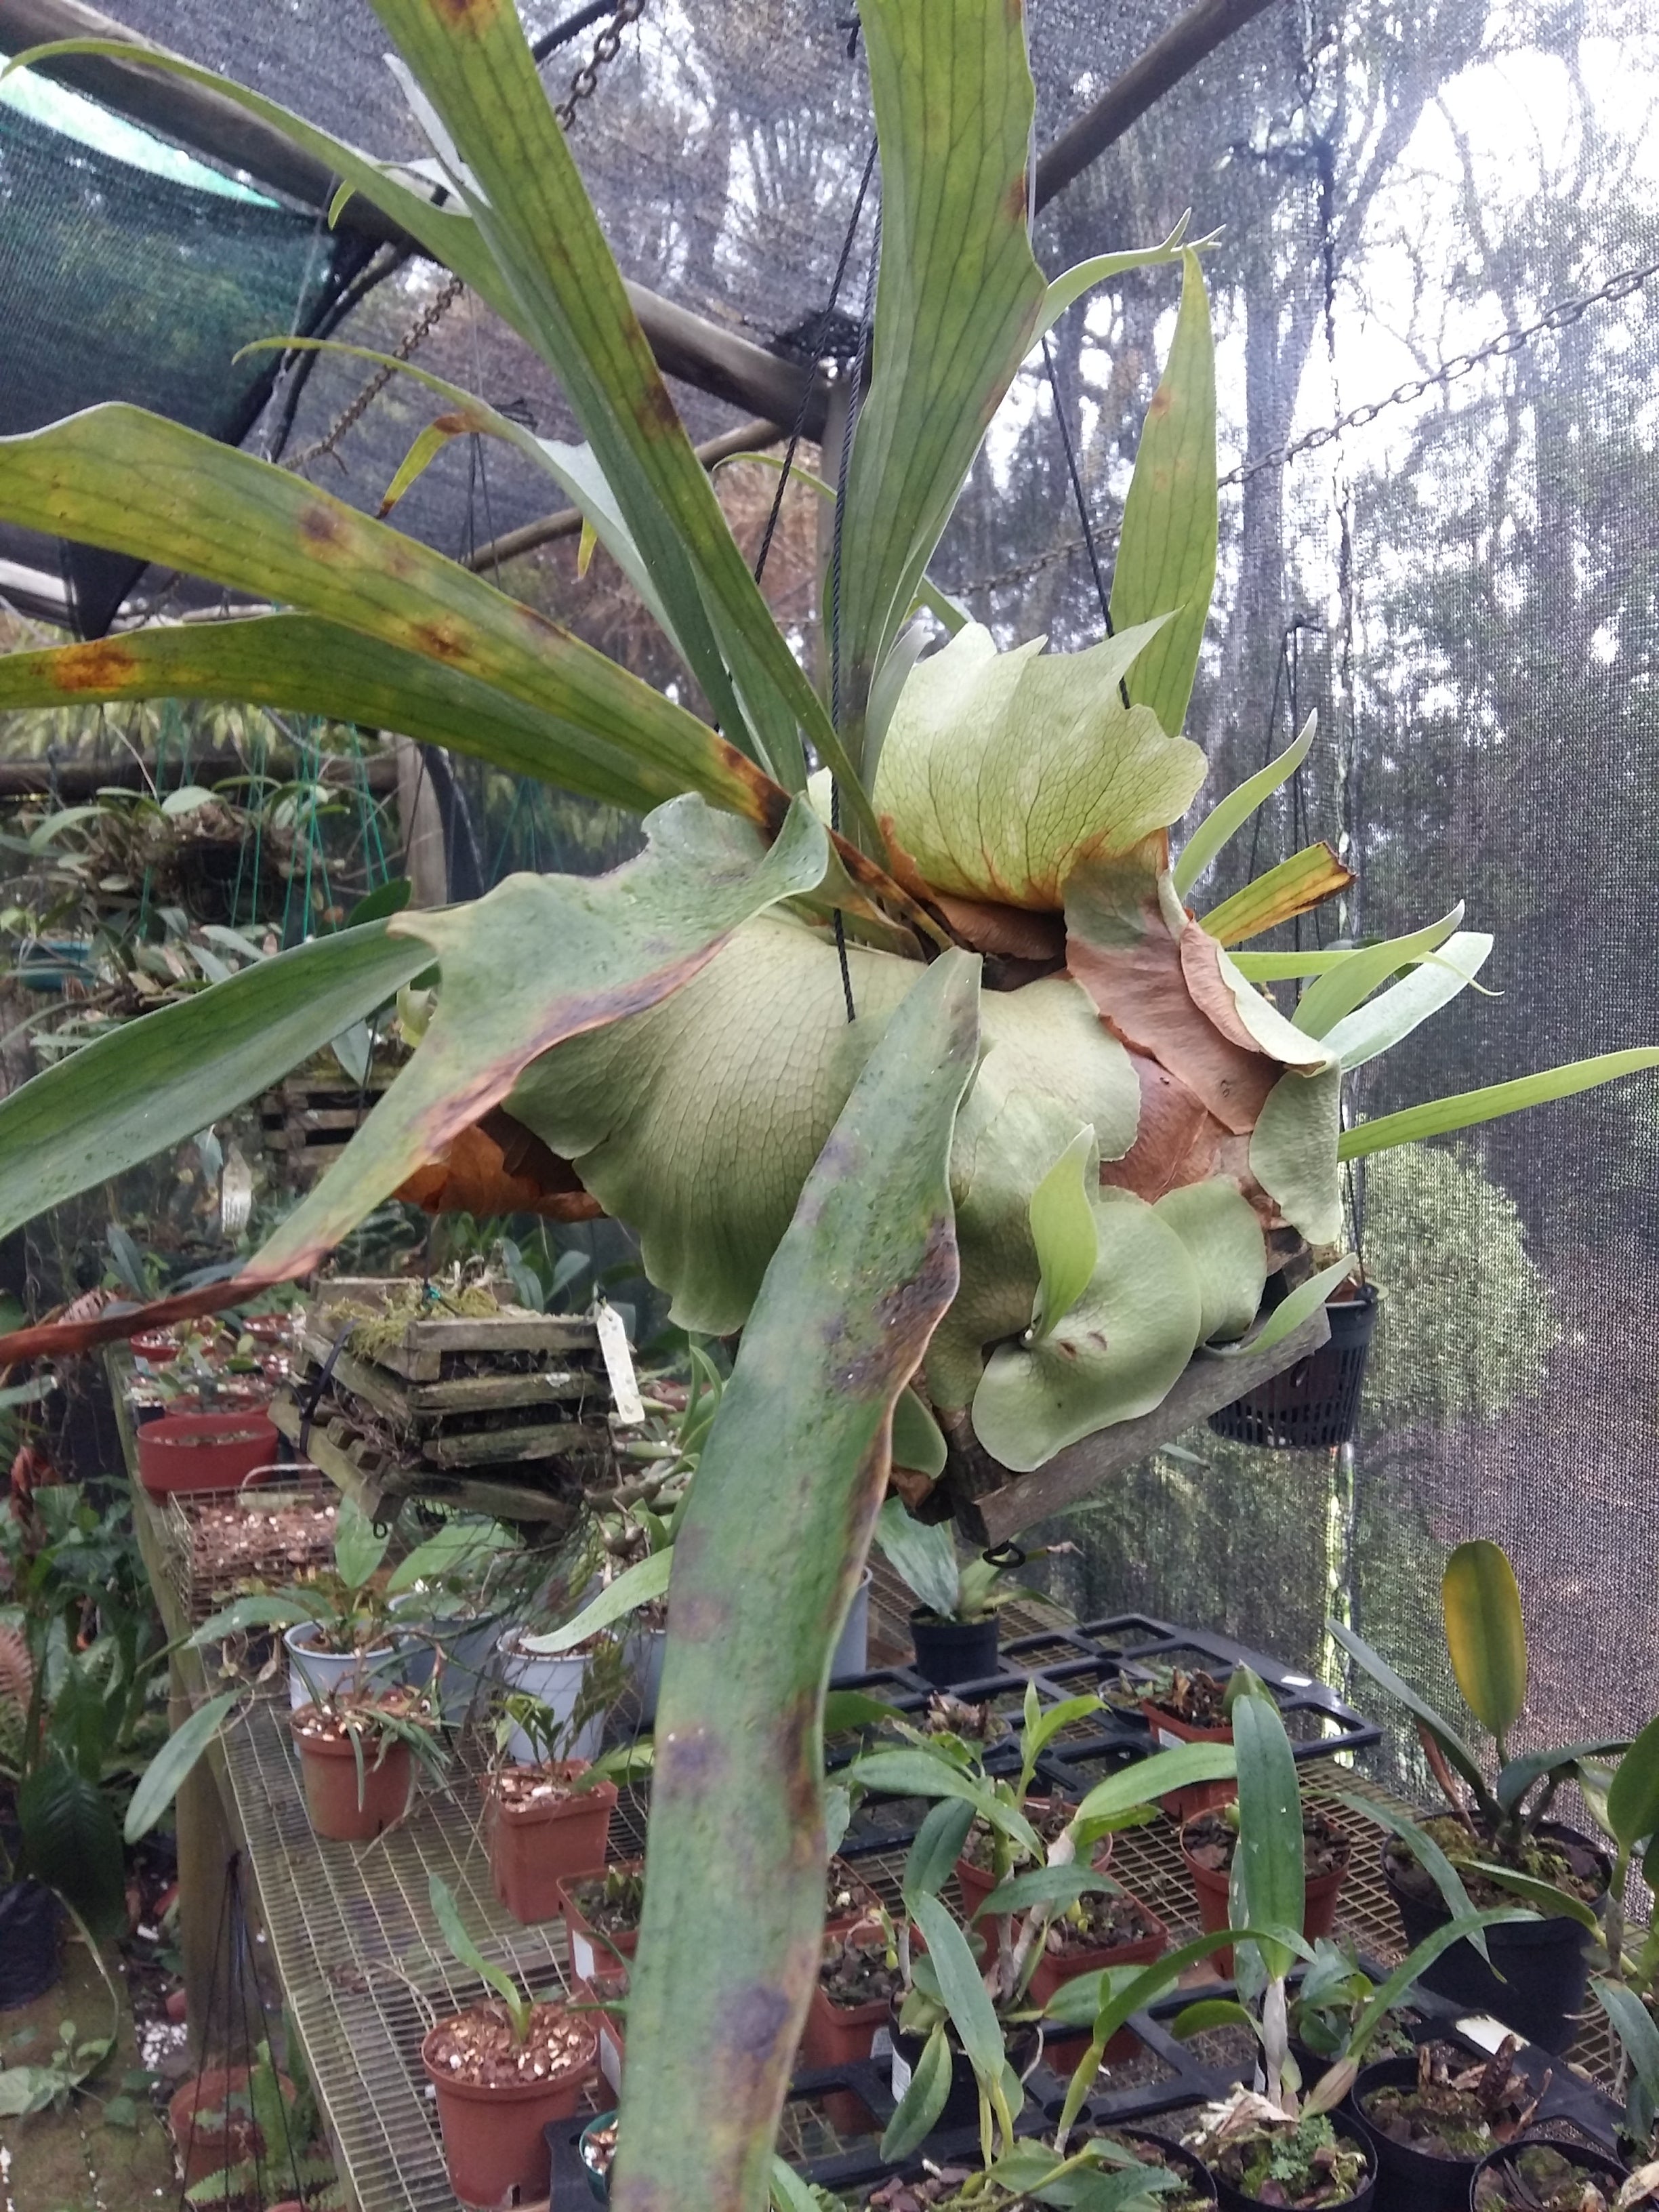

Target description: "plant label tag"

left=1155, top=1727, right=1181, bottom=1751
left=572, top=1930, right=597, bottom=1982
left=594, top=1300, right=644, bottom=1425
left=869, top=2026, right=892, bottom=2062
left=889, top=2048, right=912, bottom=2101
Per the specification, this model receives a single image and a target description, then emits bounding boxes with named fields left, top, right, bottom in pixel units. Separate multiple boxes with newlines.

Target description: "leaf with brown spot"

left=613, top=953, right=981, bottom=2212
left=1200, top=842, right=1355, bottom=947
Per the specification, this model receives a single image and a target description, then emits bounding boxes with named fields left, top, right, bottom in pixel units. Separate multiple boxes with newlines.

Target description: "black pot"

left=1382, top=1824, right=1610, bottom=2054
left=1467, top=2135, right=1629, bottom=2209
left=1354, top=2052, right=1520, bottom=2212
left=887, top=2007, right=1036, bottom=2135
left=0, top=1879, right=61, bottom=2009
left=909, top=1610, right=999, bottom=1687
left=1209, top=1286, right=1378, bottom=1449
left=1087, top=2127, right=1217, bottom=2207
left=1206, top=2111, right=1378, bottom=2211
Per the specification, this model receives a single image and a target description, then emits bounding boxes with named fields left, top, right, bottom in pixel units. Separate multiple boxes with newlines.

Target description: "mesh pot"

left=1209, top=1287, right=1378, bottom=1449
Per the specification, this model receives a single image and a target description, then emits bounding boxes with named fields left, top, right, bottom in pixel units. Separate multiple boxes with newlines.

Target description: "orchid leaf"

left=1210, top=1256, right=1356, bottom=1360
left=1231, top=1689, right=1305, bottom=1984
left=880, top=2023, right=952, bottom=2161
left=1109, top=248, right=1217, bottom=741
left=0, top=407, right=777, bottom=830
left=846, top=1750, right=1043, bottom=1860
left=1607, top=1713, right=1659, bottom=1848
left=0, top=922, right=428, bottom=1242
left=1071, top=1742, right=1238, bottom=1826
left=905, top=1797, right=978, bottom=1908
left=243, top=798, right=829, bottom=1290
left=1338, top=1050, right=1659, bottom=1160
left=978, top=1866, right=1120, bottom=1919
left=1441, top=1542, right=1528, bottom=1742
left=1201, top=844, right=1354, bottom=946
left=123, top=1692, right=241, bottom=1844
left=1460, top=1862, right=1599, bottom=1930
left=613, top=952, right=980, bottom=2212
left=1321, top=933, right=1494, bottom=1068
left=1325, top=1626, right=1488, bottom=1799
left=871, top=620, right=1204, bottom=910
left=912, top=1893, right=1006, bottom=2088
left=1174, top=714, right=1317, bottom=899
left=1028, top=1126, right=1100, bottom=1339
left=971, top=1187, right=1203, bottom=1471
left=523, top=1551, right=675, bottom=1655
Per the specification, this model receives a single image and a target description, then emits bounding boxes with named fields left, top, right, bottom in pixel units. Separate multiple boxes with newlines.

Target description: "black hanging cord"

left=531, top=0, right=617, bottom=62
left=1040, top=331, right=1130, bottom=708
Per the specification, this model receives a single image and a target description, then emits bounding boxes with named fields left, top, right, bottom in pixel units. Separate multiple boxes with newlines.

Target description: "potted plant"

left=1332, top=1540, right=1621, bottom=2051
left=872, top=1498, right=1044, bottom=1686
left=1286, top=1939, right=1420, bottom=2076
left=388, top=1511, right=520, bottom=1724
left=136, top=1408, right=281, bottom=1498
left=424, top=1875, right=598, bottom=2209
left=289, top=1683, right=439, bottom=1843
left=484, top=1666, right=640, bottom=1927
left=1468, top=2139, right=1633, bottom=2209
left=1180, top=1798, right=1351, bottom=1975
left=1137, top=1662, right=1254, bottom=1821
left=560, top=1862, right=647, bottom=1983
left=1352, top=2036, right=1540, bottom=2212
left=166, top=2039, right=320, bottom=2210
left=803, top=1914, right=907, bottom=2068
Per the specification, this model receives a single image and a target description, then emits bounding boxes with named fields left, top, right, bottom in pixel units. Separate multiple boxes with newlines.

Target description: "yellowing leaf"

left=874, top=621, right=1206, bottom=911
left=1200, top=843, right=1355, bottom=946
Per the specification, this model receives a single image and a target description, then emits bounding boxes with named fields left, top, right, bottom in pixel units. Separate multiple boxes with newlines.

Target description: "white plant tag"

left=869, top=2026, right=892, bottom=2062
left=889, top=2047, right=912, bottom=2100
left=572, top=1929, right=597, bottom=1982
left=594, top=1299, right=644, bottom=1425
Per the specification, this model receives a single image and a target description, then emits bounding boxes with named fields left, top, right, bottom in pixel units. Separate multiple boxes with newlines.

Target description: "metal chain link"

left=288, top=0, right=645, bottom=475
left=968, top=251, right=1659, bottom=595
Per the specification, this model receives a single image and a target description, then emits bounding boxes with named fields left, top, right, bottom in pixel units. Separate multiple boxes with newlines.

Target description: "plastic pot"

left=1183, top=1814, right=1351, bottom=1978
left=1208, top=1285, right=1378, bottom=1450
left=291, top=1711, right=413, bottom=1841
left=420, top=2011, right=596, bottom=2209
left=485, top=1763, right=618, bottom=1925
left=393, top=1600, right=500, bottom=1723
left=136, top=1410, right=280, bottom=1498
left=832, top=1568, right=874, bottom=1681
left=1468, top=2135, right=1630, bottom=2208
left=1084, top=2129, right=1216, bottom=2208
left=131, top=1329, right=180, bottom=1364
left=581, top=1967, right=629, bottom=2097
left=801, top=1975, right=893, bottom=2068
left=495, top=1632, right=605, bottom=1764
left=1141, top=1699, right=1236, bottom=1821
left=0, top=1878, right=60, bottom=2008
left=559, top=1865, right=642, bottom=1984
left=1382, top=1822, right=1610, bottom=2053
left=1354, top=2052, right=1507, bottom=2212
left=909, top=1607, right=999, bottom=1687
left=1027, top=1892, right=1168, bottom=2064
left=956, top=1798, right=1113, bottom=1922
left=284, top=1620, right=405, bottom=1712
left=165, top=2064, right=296, bottom=2192
left=578, top=2110, right=618, bottom=2205
left=1207, top=2112, right=1378, bottom=2211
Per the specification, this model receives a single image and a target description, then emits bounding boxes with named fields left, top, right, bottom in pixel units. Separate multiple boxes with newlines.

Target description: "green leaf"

left=520, top=1551, right=674, bottom=1656
left=1334, top=1908, right=1536, bottom=2080
left=189, top=1594, right=314, bottom=1647
left=1326, top=1626, right=1488, bottom=1797
left=834, top=0, right=1047, bottom=757
left=1249, top=1067, right=1345, bottom=1246
left=1320, top=933, right=1494, bottom=1069
left=972, top=1188, right=1203, bottom=1472
left=891, top=1387, right=948, bottom=1479
left=1441, top=1542, right=1528, bottom=1742
left=1213, top=1256, right=1358, bottom=1361
left=0, top=921, right=427, bottom=1242
left=348, top=878, right=414, bottom=927
left=1174, top=714, right=1317, bottom=899
left=1201, top=844, right=1353, bottom=947
left=1154, top=1181, right=1269, bottom=1346
left=873, top=1498, right=962, bottom=1621
left=912, top=1894, right=1004, bottom=2087
left=0, top=620, right=701, bottom=821
left=1607, top=1713, right=1659, bottom=1849
left=384, top=1515, right=515, bottom=1597
left=18, top=1757, right=126, bottom=1937
left=1292, top=907, right=1465, bottom=1037
left=1231, top=1690, right=1305, bottom=1983
left=821, top=1691, right=900, bottom=1737
left=243, top=798, right=827, bottom=1288
left=904, top=1797, right=979, bottom=1908
left=613, top=953, right=981, bottom=2212
left=1330, top=1792, right=1498, bottom=1962
left=0, top=410, right=778, bottom=830
left=123, top=1692, right=240, bottom=1844
left=880, top=2022, right=953, bottom=2162
left=1109, top=249, right=1217, bottom=742
left=331, top=1496, right=389, bottom=1595
left=978, top=1866, right=1119, bottom=1920
left=1338, top=1049, right=1659, bottom=1160
left=1460, top=1862, right=1599, bottom=1929
left=847, top=1750, right=1042, bottom=1859
left=1023, top=1693, right=1108, bottom=1766
left=870, top=620, right=1204, bottom=911
left=1071, top=1742, right=1238, bottom=1826
left=1028, top=1127, right=1100, bottom=1339
left=428, top=1875, right=528, bottom=2037
left=1593, top=1975, right=1659, bottom=2113
left=1170, top=1998, right=1254, bottom=2039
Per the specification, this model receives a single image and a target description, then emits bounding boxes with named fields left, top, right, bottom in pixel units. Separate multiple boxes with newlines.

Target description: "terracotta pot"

left=165, top=2064, right=295, bottom=2191
left=421, top=2014, right=596, bottom=2208
left=580, top=1967, right=630, bottom=2098
left=558, top=1864, right=642, bottom=1984
left=956, top=1797, right=1113, bottom=1921
left=1028, top=1892, right=1169, bottom=2065
left=800, top=1929, right=895, bottom=2070
left=132, top=1329, right=180, bottom=1363
left=485, top=1763, right=618, bottom=1925
left=137, top=1411, right=280, bottom=1498
left=1141, top=1699, right=1237, bottom=1821
left=291, top=1711, right=413, bottom=1841
left=1182, top=1814, right=1350, bottom=1977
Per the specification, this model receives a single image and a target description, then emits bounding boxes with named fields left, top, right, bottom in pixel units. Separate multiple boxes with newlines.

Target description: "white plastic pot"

left=494, top=1631, right=605, bottom=1763
left=390, top=1597, right=501, bottom=1723
left=284, top=1620, right=405, bottom=1713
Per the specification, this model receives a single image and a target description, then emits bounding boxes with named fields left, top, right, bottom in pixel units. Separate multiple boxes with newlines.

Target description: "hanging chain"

left=288, top=0, right=645, bottom=475
left=966, top=251, right=1659, bottom=596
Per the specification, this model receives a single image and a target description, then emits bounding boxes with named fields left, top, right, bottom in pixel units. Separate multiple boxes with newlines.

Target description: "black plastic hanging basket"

left=1208, top=1284, right=1378, bottom=1449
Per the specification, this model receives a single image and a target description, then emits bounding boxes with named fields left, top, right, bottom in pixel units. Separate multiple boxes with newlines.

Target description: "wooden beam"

left=0, top=0, right=828, bottom=434
left=966, top=1309, right=1332, bottom=1547
left=463, top=415, right=785, bottom=571
left=1033, top=0, right=1279, bottom=211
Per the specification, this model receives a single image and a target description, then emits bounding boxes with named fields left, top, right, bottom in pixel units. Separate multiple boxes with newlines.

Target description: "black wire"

left=267, top=245, right=410, bottom=466
left=1040, top=331, right=1130, bottom=709
left=530, top=0, right=617, bottom=62
left=752, top=138, right=879, bottom=590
